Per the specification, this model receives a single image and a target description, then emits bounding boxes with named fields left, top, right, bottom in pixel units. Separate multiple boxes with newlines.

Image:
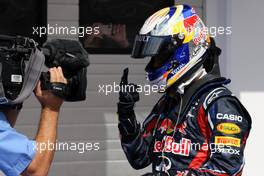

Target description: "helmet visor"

left=131, top=34, right=170, bottom=58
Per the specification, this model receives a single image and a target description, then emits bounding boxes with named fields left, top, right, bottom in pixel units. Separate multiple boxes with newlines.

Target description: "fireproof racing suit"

left=118, top=74, right=251, bottom=176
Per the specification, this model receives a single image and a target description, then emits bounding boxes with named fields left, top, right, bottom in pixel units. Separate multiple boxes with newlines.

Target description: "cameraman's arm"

left=23, top=67, right=66, bottom=176
left=24, top=108, right=59, bottom=176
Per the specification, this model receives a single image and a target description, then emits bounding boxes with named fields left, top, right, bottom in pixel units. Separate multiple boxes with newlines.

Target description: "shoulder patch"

left=215, top=136, right=241, bottom=147
left=216, top=123, right=241, bottom=135
left=203, top=87, right=232, bottom=110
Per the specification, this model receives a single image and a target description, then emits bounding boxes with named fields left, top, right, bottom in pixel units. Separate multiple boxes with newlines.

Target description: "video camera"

left=0, top=35, right=90, bottom=104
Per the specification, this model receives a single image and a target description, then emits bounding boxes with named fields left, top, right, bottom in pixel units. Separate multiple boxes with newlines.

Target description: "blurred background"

left=0, top=0, right=263, bottom=175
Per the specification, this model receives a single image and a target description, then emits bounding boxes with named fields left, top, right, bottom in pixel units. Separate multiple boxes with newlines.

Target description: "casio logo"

left=216, top=113, right=242, bottom=122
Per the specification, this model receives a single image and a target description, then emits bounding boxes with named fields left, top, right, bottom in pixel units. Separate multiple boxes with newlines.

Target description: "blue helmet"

left=131, top=5, right=210, bottom=91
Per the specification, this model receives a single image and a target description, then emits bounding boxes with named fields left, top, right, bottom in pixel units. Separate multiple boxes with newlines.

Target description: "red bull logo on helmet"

left=183, top=14, right=199, bottom=33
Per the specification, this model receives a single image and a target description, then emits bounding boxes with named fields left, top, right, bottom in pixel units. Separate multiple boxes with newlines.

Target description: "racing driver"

left=117, top=4, right=252, bottom=176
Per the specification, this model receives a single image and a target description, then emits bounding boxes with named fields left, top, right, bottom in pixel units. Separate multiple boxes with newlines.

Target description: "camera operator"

left=0, top=67, right=66, bottom=176
left=0, top=36, right=89, bottom=176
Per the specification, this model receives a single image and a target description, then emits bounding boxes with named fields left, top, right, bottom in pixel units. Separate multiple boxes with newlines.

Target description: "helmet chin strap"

left=177, top=67, right=207, bottom=94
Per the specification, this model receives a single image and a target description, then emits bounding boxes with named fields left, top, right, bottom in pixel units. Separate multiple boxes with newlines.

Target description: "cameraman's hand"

left=34, top=67, right=67, bottom=111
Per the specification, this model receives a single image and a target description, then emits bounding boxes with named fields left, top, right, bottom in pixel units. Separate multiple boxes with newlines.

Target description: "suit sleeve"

left=120, top=111, right=159, bottom=170
left=119, top=104, right=160, bottom=170
left=189, top=96, right=251, bottom=176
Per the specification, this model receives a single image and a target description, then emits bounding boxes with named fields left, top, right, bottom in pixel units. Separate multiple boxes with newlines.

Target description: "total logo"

left=170, top=63, right=186, bottom=75
left=216, top=113, right=243, bottom=122
left=154, top=136, right=191, bottom=156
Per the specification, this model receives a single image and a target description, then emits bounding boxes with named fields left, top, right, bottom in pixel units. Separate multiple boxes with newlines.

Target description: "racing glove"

left=117, top=68, right=140, bottom=142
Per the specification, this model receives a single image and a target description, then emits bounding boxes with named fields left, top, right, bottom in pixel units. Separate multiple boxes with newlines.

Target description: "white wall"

left=227, top=0, right=264, bottom=175
left=207, top=0, right=264, bottom=175
left=205, top=0, right=228, bottom=76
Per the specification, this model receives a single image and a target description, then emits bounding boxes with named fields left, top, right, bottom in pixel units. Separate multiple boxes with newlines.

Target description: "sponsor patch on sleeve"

left=216, top=113, right=243, bottom=122
left=214, top=136, right=241, bottom=147
left=216, top=123, right=241, bottom=134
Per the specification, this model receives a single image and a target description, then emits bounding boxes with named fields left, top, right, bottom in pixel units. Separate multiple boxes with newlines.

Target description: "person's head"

left=131, top=4, right=211, bottom=92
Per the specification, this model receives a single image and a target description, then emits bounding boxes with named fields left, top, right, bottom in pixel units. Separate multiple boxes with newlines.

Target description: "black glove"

left=118, top=67, right=139, bottom=115
left=117, top=68, right=140, bottom=141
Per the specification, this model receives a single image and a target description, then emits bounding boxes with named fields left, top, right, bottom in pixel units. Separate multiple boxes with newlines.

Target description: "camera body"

left=0, top=35, right=34, bottom=100
left=0, top=35, right=90, bottom=103
left=41, top=39, right=90, bottom=101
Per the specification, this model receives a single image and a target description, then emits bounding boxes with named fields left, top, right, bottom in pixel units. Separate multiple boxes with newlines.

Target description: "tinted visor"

left=131, top=34, right=171, bottom=58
